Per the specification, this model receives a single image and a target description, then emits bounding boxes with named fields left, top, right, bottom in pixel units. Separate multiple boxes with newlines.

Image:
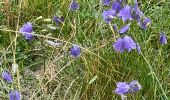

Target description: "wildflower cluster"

left=102, top=0, right=150, bottom=53
left=102, top=0, right=167, bottom=54
left=101, top=0, right=168, bottom=99
left=2, top=70, right=13, bottom=83
left=1, top=0, right=168, bottom=99
left=1, top=1, right=80, bottom=99
left=2, top=70, right=20, bottom=100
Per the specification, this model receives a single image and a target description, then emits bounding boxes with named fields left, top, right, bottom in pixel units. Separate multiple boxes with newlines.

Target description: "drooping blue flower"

left=70, top=44, right=81, bottom=58
left=133, top=2, right=144, bottom=23
left=115, top=82, right=130, bottom=95
left=112, top=1, right=122, bottom=12
left=133, top=13, right=141, bottom=23
left=119, top=24, right=130, bottom=34
left=118, top=6, right=133, bottom=21
left=19, top=22, right=33, bottom=40
left=102, top=9, right=116, bottom=23
left=70, top=0, right=79, bottom=11
left=160, top=33, right=167, bottom=45
left=23, top=33, right=33, bottom=40
left=2, top=71, right=12, bottom=83
left=133, top=2, right=144, bottom=17
left=114, top=80, right=142, bottom=95
left=113, top=36, right=136, bottom=52
left=140, top=17, right=151, bottom=30
left=9, top=90, right=20, bottom=100
left=123, top=36, right=136, bottom=52
left=19, top=22, right=32, bottom=33
left=102, top=0, right=111, bottom=6
left=53, top=16, right=64, bottom=26
left=129, top=80, right=142, bottom=93
left=113, top=38, right=125, bottom=52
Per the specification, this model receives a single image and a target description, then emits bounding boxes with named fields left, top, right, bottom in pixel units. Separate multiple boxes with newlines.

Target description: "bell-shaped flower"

left=19, top=22, right=33, bottom=40
left=119, top=24, right=131, bottom=34
left=160, top=33, right=167, bottom=45
left=70, top=0, right=79, bottom=11
left=140, top=17, right=151, bottom=30
left=129, top=80, right=142, bottom=93
left=2, top=70, right=12, bottom=83
left=112, top=1, right=122, bottom=12
left=118, top=6, right=133, bottom=21
left=9, top=90, right=21, bottom=100
left=113, top=36, right=136, bottom=52
left=70, top=44, right=81, bottom=58
left=115, top=82, right=130, bottom=95
left=102, top=9, right=116, bottom=23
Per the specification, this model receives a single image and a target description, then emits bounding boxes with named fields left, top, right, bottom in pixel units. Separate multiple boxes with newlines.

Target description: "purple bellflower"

left=118, top=6, right=133, bottom=21
left=140, top=17, right=151, bottom=30
left=133, top=12, right=141, bottom=23
left=123, top=36, right=136, bottom=52
left=102, top=9, right=116, bottom=23
left=113, top=37, right=124, bottom=52
left=23, top=33, right=33, bottom=40
left=114, top=80, right=142, bottom=95
left=19, top=22, right=32, bottom=33
left=115, top=82, right=130, bottom=95
left=112, top=1, right=122, bottom=12
left=160, top=33, right=167, bottom=45
left=19, top=22, right=33, bottom=40
left=129, top=80, right=142, bottom=93
left=70, top=44, right=81, bottom=58
left=113, top=36, right=136, bottom=52
left=53, top=16, right=64, bottom=26
left=70, top=0, right=79, bottom=11
left=119, top=24, right=131, bottom=34
left=133, top=2, right=144, bottom=17
left=133, top=2, right=144, bottom=23
left=2, top=71, right=12, bottom=83
left=102, top=0, right=111, bottom=6
left=9, top=90, right=20, bottom=100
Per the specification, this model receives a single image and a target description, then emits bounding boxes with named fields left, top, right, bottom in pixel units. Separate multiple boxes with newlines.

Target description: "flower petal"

left=118, top=6, right=133, bottom=21
left=113, top=38, right=125, bottom=52
left=160, top=33, right=167, bottom=45
left=70, top=44, right=81, bottom=58
left=123, top=36, right=136, bottom=52
left=119, top=24, right=130, bottom=34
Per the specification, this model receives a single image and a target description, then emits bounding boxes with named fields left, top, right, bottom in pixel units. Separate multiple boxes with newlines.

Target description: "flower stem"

left=121, top=94, right=127, bottom=100
left=109, top=23, right=116, bottom=41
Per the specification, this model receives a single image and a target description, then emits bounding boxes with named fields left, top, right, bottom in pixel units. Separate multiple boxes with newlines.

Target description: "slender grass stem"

left=141, top=52, right=168, bottom=100
left=13, top=0, right=23, bottom=92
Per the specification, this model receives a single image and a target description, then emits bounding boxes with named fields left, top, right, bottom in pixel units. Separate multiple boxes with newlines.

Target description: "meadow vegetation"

left=0, top=0, right=170, bottom=100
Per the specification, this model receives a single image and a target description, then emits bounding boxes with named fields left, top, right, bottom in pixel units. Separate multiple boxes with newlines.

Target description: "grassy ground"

left=0, top=0, right=170, bottom=100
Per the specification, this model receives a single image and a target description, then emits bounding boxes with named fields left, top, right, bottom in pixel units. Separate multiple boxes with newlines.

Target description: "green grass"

left=0, top=0, right=170, bottom=100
